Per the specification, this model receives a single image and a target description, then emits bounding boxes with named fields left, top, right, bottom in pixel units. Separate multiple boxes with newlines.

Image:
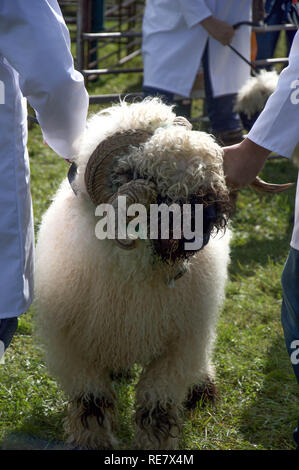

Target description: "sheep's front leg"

left=134, top=360, right=183, bottom=450
left=64, top=387, right=118, bottom=449
left=135, top=399, right=181, bottom=450
left=134, top=333, right=217, bottom=450
left=134, top=341, right=201, bottom=449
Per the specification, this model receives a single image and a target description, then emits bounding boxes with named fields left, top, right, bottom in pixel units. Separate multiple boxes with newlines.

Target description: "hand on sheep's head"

left=223, top=138, right=295, bottom=193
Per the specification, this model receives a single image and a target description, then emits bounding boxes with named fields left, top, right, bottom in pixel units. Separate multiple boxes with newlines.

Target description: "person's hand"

left=222, top=138, right=271, bottom=189
left=200, top=16, right=235, bottom=46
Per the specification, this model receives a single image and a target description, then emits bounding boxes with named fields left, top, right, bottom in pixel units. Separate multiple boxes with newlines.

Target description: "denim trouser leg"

left=281, top=247, right=299, bottom=384
left=294, top=420, right=299, bottom=449
left=281, top=247, right=299, bottom=448
left=0, top=317, right=18, bottom=361
left=202, top=43, right=242, bottom=132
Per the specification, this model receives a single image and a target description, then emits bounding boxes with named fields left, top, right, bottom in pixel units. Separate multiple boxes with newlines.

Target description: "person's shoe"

left=0, top=317, right=18, bottom=363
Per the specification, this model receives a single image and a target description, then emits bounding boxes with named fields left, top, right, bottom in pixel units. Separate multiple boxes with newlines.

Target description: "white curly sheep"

left=234, top=69, right=279, bottom=131
left=35, top=98, right=287, bottom=450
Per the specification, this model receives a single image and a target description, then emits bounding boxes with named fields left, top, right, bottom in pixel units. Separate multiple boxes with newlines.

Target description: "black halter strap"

left=68, top=162, right=79, bottom=196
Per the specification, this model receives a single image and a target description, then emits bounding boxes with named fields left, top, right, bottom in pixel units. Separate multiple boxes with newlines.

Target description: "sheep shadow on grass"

left=0, top=409, right=67, bottom=450
left=0, top=367, right=141, bottom=450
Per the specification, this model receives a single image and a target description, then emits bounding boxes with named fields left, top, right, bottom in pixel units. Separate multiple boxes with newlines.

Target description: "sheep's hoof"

left=134, top=402, right=181, bottom=450
left=64, top=393, right=118, bottom=450
left=184, top=379, right=219, bottom=411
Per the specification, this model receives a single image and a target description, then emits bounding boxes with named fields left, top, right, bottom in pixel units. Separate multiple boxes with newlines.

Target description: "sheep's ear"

left=68, top=162, right=79, bottom=195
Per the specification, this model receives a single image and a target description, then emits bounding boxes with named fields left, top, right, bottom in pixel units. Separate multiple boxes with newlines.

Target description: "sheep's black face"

left=106, top=161, right=232, bottom=262
left=150, top=194, right=230, bottom=264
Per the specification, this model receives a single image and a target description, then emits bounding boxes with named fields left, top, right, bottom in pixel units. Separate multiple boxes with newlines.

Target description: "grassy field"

left=0, top=32, right=299, bottom=451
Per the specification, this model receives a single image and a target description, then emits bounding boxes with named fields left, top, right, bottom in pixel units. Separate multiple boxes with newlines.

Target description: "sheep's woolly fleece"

left=34, top=98, right=231, bottom=449
left=234, top=69, right=279, bottom=118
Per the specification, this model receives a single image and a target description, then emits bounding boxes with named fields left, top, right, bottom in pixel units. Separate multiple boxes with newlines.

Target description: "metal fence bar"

left=88, top=93, right=211, bottom=121
left=105, top=11, right=144, bottom=28
left=95, top=39, right=141, bottom=67
left=83, top=66, right=143, bottom=75
left=105, top=0, right=138, bottom=16
left=254, top=57, right=289, bottom=66
left=117, top=47, right=141, bottom=65
left=89, top=92, right=143, bottom=104
left=75, top=0, right=145, bottom=76
left=252, top=23, right=297, bottom=33
left=83, top=31, right=142, bottom=39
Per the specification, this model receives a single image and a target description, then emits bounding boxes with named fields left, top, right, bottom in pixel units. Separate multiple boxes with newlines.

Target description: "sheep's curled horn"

left=84, top=129, right=153, bottom=205
left=249, top=176, right=294, bottom=193
left=108, top=179, right=157, bottom=250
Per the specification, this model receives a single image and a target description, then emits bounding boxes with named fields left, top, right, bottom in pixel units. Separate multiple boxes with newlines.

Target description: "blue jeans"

left=0, top=317, right=18, bottom=360
left=281, top=247, right=299, bottom=448
left=256, top=0, right=296, bottom=69
left=281, top=247, right=299, bottom=384
left=143, top=42, right=242, bottom=133
left=294, top=421, right=299, bottom=449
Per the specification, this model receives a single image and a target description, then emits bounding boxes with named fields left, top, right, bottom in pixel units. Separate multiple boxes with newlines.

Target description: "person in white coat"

left=142, top=0, right=252, bottom=144
left=223, top=29, right=299, bottom=448
left=0, top=0, right=89, bottom=362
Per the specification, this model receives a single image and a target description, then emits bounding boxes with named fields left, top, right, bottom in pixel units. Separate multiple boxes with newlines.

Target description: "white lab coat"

left=248, top=30, right=299, bottom=251
left=0, top=0, right=88, bottom=318
left=142, top=0, right=252, bottom=98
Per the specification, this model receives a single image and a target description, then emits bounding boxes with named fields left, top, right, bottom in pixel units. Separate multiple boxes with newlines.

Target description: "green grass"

left=0, top=32, right=299, bottom=451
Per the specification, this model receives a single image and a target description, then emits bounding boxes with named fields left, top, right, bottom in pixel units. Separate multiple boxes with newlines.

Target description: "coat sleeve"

left=177, top=0, right=212, bottom=29
left=248, top=30, right=299, bottom=158
left=0, top=0, right=89, bottom=159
